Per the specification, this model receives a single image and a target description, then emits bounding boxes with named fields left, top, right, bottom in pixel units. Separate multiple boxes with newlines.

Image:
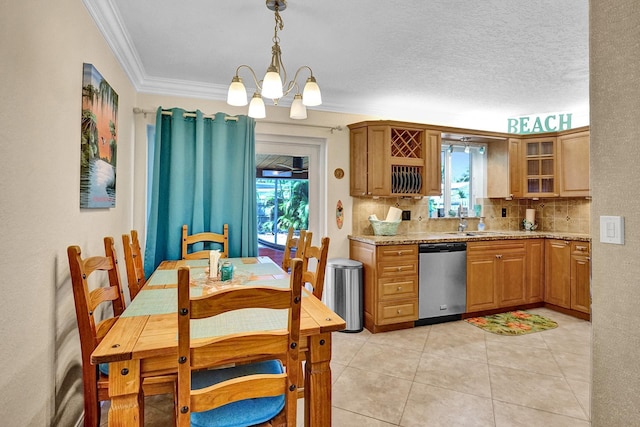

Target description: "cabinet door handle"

left=397, top=309, right=402, bottom=314
left=397, top=286, right=403, bottom=291
left=576, top=245, right=588, bottom=252
left=397, top=251, right=403, bottom=255
left=495, top=254, right=502, bottom=259
left=397, top=267, right=402, bottom=272
left=565, top=241, right=570, bottom=245
left=586, top=257, right=591, bottom=261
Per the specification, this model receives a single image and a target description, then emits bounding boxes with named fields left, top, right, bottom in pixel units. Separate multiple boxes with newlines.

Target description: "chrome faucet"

left=457, top=205, right=468, bottom=232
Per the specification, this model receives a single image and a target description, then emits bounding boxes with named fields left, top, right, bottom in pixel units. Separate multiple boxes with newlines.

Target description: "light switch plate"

left=600, top=216, right=624, bottom=245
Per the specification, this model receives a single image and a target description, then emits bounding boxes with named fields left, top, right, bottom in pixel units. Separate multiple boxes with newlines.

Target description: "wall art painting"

left=80, top=63, right=118, bottom=208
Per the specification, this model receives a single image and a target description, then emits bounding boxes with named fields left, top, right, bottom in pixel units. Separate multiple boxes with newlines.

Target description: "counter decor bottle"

left=478, top=217, right=485, bottom=231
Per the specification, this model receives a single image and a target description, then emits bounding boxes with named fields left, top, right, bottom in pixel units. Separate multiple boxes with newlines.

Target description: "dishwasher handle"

left=419, top=242, right=467, bottom=253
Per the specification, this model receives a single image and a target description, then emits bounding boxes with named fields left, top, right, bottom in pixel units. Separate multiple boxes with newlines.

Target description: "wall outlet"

left=402, top=210, right=411, bottom=220
left=502, top=208, right=507, bottom=217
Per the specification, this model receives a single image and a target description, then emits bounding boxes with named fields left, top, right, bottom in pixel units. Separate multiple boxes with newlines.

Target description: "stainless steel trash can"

left=323, top=258, right=363, bottom=332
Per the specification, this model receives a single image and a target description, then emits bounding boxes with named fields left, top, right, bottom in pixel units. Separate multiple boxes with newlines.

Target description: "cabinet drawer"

left=377, top=300, right=418, bottom=324
left=571, top=242, right=590, bottom=256
left=377, top=245, right=418, bottom=260
left=378, top=276, right=418, bottom=300
left=377, top=261, right=418, bottom=277
left=467, top=240, right=526, bottom=256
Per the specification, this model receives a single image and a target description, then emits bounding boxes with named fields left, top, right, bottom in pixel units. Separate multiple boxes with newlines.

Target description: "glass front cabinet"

left=523, top=137, right=557, bottom=197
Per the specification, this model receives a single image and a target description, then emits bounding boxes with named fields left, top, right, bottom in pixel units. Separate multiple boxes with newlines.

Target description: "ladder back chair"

left=281, top=227, right=307, bottom=272
left=67, top=237, right=176, bottom=427
left=176, top=258, right=304, bottom=427
left=122, top=229, right=145, bottom=300
left=296, top=232, right=330, bottom=398
left=298, top=232, right=331, bottom=300
left=181, top=224, right=229, bottom=260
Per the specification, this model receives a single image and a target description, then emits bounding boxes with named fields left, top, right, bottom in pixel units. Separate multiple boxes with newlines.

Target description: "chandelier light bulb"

left=248, top=93, right=266, bottom=118
left=289, top=94, right=307, bottom=119
left=302, top=76, right=322, bottom=106
left=262, top=67, right=284, bottom=99
left=227, top=76, right=248, bottom=106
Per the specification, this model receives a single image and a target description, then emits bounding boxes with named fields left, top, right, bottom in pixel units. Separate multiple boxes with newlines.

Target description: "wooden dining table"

left=91, top=256, right=346, bottom=427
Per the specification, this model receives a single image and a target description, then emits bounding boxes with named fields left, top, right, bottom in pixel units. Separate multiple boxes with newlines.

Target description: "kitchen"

left=1, top=1, right=639, bottom=427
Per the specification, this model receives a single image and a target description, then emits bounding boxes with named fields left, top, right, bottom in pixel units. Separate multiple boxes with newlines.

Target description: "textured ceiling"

left=84, top=0, right=589, bottom=132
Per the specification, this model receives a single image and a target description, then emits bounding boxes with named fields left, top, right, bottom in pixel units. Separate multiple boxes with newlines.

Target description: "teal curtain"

left=144, top=107, right=257, bottom=276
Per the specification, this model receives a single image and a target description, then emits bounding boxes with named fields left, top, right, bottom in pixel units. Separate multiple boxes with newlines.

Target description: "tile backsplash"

left=352, top=197, right=591, bottom=235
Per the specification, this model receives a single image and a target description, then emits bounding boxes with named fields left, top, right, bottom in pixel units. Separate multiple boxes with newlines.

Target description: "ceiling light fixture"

left=461, top=137, right=471, bottom=153
left=226, top=0, right=322, bottom=120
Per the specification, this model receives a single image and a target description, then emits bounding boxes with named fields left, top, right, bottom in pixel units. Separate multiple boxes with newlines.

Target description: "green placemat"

left=233, top=263, right=282, bottom=276
left=122, top=288, right=177, bottom=316
left=185, top=259, right=209, bottom=267
left=122, top=287, right=204, bottom=317
left=146, top=270, right=177, bottom=286
left=191, top=309, right=288, bottom=339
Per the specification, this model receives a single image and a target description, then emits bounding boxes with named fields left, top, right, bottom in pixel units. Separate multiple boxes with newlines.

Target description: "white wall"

left=0, top=1, right=137, bottom=425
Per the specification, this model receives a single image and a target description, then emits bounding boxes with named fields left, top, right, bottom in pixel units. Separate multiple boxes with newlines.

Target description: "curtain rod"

left=133, top=108, right=343, bottom=132
left=133, top=107, right=238, bottom=121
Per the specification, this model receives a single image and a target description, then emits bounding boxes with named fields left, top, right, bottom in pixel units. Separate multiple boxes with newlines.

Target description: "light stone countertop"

left=348, top=230, right=591, bottom=246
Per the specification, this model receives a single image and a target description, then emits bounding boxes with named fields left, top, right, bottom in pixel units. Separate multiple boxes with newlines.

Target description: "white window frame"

left=433, top=143, right=487, bottom=217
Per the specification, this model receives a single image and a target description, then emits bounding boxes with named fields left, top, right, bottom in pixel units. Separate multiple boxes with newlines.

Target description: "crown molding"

left=83, top=0, right=146, bottom=89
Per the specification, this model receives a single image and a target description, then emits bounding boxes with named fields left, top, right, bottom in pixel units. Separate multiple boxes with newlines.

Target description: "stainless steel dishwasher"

left=417, top=242, right=467, bottom=325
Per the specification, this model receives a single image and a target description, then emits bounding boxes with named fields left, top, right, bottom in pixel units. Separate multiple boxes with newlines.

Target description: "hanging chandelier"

left=226, top=0, right=322, bottom=120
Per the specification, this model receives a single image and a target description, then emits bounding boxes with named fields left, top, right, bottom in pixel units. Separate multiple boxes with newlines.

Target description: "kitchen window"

left=430, top=143, right=486, bottom=218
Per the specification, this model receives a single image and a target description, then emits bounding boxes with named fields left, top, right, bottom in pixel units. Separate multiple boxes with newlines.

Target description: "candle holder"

left=522, top=219, right=538, bottom=231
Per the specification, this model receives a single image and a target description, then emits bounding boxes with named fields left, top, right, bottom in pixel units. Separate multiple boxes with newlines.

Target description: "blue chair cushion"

left=98, top=363, right=109, bottom=376
left=189, top=359, right=285, bottom=427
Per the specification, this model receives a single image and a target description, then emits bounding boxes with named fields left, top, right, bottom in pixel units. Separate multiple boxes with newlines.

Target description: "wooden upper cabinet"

left=424, top=130, right=442, bottom=196
left=487, top=138, right=522, bottom=198
left=349, top=126, right=368, bottom=196
left=348, top=121, right=440, bottom=197
left=558, top=130, right=590, bottom=197
left=367, top=125, right=391, bottom=196
left=522, top=137, right=558, bottom=197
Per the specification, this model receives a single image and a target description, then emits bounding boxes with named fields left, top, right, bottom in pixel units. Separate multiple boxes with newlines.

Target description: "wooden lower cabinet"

left=544, top=239, right=591, bottom=314
left=349, top=241, right=418, bottom=333
left=544, top=239, right=571, bottom=307
left=466, top=240, right=527, bottom=312
left=350, top=237, right=589, bottom=332
left=570, top=242, right=591, bottom=313
left=525, top=239, right=545, bottom=303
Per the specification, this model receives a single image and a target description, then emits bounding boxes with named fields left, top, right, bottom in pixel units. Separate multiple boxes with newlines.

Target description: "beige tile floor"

left=100, top=307, right=591, bottom=426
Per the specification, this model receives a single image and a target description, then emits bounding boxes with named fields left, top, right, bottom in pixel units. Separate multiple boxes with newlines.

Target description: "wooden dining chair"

left=181, top=224, right=229, bottom=260
left=122, top=229, right=145, bottom=300
left=176, top=258, right=303, bottom=427
left=67, top=237, right=176, bottom=427
left=298, top=232, right=331, bottom=300
left=296, top=232, right=330, bottom=398
left=281, top=227, right=307, bottom=272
